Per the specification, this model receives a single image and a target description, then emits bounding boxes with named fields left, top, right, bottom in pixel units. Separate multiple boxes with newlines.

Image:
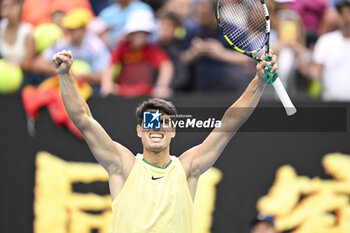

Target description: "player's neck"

left=143, top=149, right=171, bottom=168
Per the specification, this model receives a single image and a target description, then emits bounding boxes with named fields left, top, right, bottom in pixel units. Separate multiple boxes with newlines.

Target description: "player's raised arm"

left=180, top=53, right=277, bottom=178
left=53, top=50, right=134, bottom=174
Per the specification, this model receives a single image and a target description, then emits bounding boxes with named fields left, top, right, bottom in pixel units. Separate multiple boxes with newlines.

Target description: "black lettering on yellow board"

left=257, top=153, right=350, bottom=233
left=33, top=151, right=222, bottom=233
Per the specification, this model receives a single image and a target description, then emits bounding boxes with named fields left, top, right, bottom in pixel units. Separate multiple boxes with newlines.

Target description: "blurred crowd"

left=0, top=0, right=349, bottom=101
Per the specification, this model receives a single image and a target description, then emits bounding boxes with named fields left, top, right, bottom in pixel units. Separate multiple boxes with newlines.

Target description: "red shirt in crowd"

left=110, top=40, right=170, bottom=96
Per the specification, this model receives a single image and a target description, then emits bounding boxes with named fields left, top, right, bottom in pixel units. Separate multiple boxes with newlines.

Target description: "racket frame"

left=216, top=0, right=297, bottom=116
left=216, top=0, right=271, bottom=60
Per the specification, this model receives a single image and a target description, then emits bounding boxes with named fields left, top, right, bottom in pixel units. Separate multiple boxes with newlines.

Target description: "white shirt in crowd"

left=0, top=18, right=32, bottom=62
left=313, top=30, right=350, bottom=101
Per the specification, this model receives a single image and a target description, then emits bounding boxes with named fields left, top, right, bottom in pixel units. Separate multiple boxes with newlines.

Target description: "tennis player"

left=53, top=49, right=278, bottom=233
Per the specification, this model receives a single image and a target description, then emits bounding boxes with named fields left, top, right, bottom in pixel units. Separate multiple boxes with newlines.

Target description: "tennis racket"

left=216, top=0, right=297, bottom=116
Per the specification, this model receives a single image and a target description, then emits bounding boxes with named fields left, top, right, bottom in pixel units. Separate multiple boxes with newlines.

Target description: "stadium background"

left=1, top=94, right=350, bottom=233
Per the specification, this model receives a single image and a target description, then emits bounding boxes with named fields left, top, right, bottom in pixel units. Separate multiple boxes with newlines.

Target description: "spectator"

left=269, top=0, right=304, bottom=48
left=21, top=0, right=93, bottom=27
left=181, top=0, right=253, bottom=92
left=290, top=32, right=320, bottom=97
left=87, top=17, right=111, bottom=47
left=89, top=0, right=113, bottom=15
left=159, top=0, right=198, bottom=40
left=26, top=10, right=65, bottom=86
left=272, top=7, right=305, bottom=92
left=33, top=10, right=65, bottom=54
left=98, top=0, right=153, bottom=49
left=32, top=8, right=110, bottom=90
left=289, top=0, right=329, bottom=35
left=158, top=12, right=188, bottom=91
left=101, top=10, right=174, bottom=99
left=50, top=10, right=66, bottom=30
left=319, top=0, right=342, bottom=35
left=160, top=0, right=193, bottom=24
left=141, top=0, right=164, bottom=12
left=264, top=0, right=310, bottom=94
left=250, top=215, right=280, bottom=233
left=311, top=0, right=350, bottom=101
left=0, top=0, right=35, bottom=72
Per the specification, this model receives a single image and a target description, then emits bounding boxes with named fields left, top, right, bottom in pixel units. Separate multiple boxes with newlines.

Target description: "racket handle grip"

left=272, top=78, right=297, bottom=116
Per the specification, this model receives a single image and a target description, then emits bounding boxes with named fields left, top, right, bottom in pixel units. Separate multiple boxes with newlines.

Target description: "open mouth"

left=149, top=132, right=164, bottom=141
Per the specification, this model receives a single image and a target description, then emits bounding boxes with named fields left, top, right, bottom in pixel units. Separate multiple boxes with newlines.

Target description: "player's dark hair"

left=136, top=98, right=177, bottom=124
left=336, top=0, right=350, bottom=12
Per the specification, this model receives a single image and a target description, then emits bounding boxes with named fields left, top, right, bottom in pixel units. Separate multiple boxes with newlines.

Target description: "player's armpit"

left=197, top=134, right=232, bottom=175
left=80, top=116, right=135, bottom=175
left=179, top=145, right=200, bottom=178
left=180, top=131, right=232, bottom=178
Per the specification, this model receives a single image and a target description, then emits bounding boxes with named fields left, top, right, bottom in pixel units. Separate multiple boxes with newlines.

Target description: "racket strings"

left=218, top=0, right=266, bottom=52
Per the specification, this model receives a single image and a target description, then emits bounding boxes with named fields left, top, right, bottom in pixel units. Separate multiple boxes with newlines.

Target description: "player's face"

left=137, top=114, right=176, bottom=153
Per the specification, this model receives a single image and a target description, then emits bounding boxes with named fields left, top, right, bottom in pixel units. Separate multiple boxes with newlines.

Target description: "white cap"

left=124, top=10, right=155, bottom=34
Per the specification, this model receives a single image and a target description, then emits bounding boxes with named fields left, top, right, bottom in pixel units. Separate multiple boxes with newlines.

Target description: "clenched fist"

left=256, top=52, right=278, bottom=79
left=52, top=50, right=73, bottom=75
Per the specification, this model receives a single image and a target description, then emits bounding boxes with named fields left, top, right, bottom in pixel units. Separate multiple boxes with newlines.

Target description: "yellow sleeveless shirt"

left=111, top=154, right=193, bottom=233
